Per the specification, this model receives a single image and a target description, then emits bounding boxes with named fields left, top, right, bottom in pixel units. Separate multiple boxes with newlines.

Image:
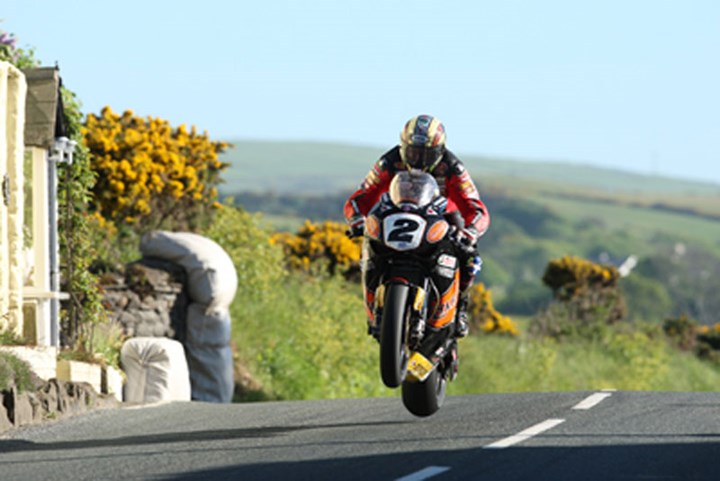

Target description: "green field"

left=536, top=194, right=720, bottom=249
left=220, top=139, right=720, bottom=197
left=219, top=140, right=720, bottom=250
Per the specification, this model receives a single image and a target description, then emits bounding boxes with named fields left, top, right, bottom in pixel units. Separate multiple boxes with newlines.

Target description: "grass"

left=536, top=194, right=720, bottom=251
left=450, top=329, right=720, bottom=395
left=0, top=351, right=37, bottom=393
left=230, top=274, right=393, bottom=401
left=229, top=273, right=720, bottom=401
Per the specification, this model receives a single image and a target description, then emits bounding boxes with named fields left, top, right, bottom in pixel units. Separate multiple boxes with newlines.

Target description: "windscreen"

left=389, top=171, right=440, bottom=207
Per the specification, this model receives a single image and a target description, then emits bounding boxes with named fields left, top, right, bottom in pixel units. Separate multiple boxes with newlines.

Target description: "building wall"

left=0, top=62, right=28, bottom=337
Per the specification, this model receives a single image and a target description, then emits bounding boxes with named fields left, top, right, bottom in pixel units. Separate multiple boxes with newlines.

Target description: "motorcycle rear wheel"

left=380, top=283, right=410, bottom=388
left=401, top=368, right=447, bottom=417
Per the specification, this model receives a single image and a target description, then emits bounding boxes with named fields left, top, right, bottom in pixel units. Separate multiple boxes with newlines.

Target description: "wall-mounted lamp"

left=48, top=136, right=78, bottom=165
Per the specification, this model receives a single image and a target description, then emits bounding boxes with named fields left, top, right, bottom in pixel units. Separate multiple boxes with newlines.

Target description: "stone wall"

left=0, top=379, right=118, bottom=432
left=101, top=258, right=188, bottom=342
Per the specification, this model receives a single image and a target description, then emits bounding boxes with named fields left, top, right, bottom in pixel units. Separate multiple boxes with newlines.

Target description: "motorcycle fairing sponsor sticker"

left=429, top=271, right=460, bottom=328
left=382, top=213, right=427, bottom=251
left=437, top=254, right=457, bottom=268
left=406, top=351, right=435, bottom=382
left=436, top=266, right=455, bottom=279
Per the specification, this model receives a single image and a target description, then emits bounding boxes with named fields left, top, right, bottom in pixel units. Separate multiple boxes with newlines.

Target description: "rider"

left=344, top=114, right=490, bottom=339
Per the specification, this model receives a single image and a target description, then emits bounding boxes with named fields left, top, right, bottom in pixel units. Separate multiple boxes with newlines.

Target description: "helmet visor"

left=404, top=145, right=444, bottom=170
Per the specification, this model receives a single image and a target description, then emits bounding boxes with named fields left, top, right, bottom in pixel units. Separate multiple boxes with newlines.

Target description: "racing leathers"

left=343, top=146, right=490, bottom=338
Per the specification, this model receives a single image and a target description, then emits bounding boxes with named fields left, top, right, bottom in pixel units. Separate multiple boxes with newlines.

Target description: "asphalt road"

left=1, top=391, right=719, bottom=480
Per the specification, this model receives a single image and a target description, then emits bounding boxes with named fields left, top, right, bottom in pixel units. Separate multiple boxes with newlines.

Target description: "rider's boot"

left=367, top=321, right=380, bottom=343
left=455, top=295, right=470, bottom=338
left=444, top=341, right=459, bottom=381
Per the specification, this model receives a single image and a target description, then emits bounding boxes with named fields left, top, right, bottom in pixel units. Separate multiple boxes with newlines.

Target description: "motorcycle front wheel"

left=401, top=368, right=447, bottom=417
left=380, top=283, right=410, bottom=388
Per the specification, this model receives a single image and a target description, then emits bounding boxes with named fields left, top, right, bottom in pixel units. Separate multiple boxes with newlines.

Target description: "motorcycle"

left=357, top=170, right=465, bottom=417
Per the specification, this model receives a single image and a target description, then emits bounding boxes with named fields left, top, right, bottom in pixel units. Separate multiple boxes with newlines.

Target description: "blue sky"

left=3, top=0, right=720, bottom=185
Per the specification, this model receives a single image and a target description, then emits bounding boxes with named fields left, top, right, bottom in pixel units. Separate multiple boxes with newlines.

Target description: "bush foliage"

left=82, top=106, right=229, bottom=231
left=270, top=220, right=361, bottom=277
left=531, top=256, right=627, bottom=339
left=468, top=283, right=519, bottom=336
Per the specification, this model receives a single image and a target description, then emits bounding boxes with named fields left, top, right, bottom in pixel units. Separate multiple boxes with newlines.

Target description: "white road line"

left=572, top=392, right=613, bottom=410
left=484, top=418, right=566, bottom=449
left=395, top=466, right=451, bottom=481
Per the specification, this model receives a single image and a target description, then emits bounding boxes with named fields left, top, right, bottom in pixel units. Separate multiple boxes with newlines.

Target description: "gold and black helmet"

left=399, top=114, right=446, bottom=172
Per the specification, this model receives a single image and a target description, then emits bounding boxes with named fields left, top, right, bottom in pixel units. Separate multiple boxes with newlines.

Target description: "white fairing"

left=383, top=213, right=427, bottom=251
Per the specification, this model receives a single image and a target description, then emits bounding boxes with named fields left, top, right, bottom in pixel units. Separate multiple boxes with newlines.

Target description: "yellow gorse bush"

left=531, top=255, right=626, bottom=338
left=82, top=106, right=229, bottom=229
left=542, top=255, right=620, bottom=301
left=469, top=283, right=520, bottom=336
left=270, top=220, right=361, bottom=276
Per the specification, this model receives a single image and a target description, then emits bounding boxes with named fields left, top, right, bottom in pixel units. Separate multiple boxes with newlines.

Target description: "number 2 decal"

left=383, top=213, right=427, bottom=251
left=387, top=218, right=420, bottom=243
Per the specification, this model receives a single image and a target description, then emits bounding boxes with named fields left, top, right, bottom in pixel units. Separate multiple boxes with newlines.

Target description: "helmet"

left=399, top=114, right=446, bottom=172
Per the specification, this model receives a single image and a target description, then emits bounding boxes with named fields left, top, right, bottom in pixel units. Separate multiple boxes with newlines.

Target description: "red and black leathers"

left=345, top=146, right=490, bottom=337
left=344, top=146, right=490, bottom=238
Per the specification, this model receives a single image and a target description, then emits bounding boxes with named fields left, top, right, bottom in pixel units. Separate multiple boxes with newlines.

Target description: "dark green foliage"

left=663, top=315, right=698, bottom=351
left=483, top=194, right=562, bottom=237
left=662, top=314, right=720, bottom=365
left=230, top=192, right=348, bottom=224
left=475, top=256, right=512, bottom=288
left=620, top=274, right=673, bottom=322
left=634, top=246, right=720, bottom=324
left=496, top=280, right=550, bottom=315
left=58, top=88, right=108, bottom=351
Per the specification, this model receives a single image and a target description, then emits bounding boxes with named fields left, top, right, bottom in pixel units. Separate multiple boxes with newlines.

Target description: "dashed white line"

left=573, top=391, right=613, bottom=410
left=395, top=466, right=451, bottom=481
left=484, top=418, right=566, bottom=449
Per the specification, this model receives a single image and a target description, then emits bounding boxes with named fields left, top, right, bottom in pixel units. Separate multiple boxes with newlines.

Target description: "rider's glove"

left=452, top=227, right=479, bottom=253
left=346, top=217, right=365, bottom=238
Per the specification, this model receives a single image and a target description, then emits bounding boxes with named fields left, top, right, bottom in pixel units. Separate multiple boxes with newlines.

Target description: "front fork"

left=373, top=279, right=429, bottom=350
left=375, top=279, right=457, bottom=382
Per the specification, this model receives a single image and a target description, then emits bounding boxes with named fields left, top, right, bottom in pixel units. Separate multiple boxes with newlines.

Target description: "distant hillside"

left=218, top=140, right=720, bottom=324
left=219, top=140, right=720, bottom=197
left=219, top=140, right=720, bottom=243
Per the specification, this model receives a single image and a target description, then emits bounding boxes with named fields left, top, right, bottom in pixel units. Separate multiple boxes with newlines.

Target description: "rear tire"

left=380, top=284, right=410, bottom=388
left=401, top=368, right=447, bottom=417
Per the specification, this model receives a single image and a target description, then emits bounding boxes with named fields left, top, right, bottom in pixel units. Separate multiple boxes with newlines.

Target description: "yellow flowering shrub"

left=542, top=255, right=620, bottom=301
left=531, top=256, right=627, bottom=339
left=662, top=315, right=720, bottom=363
left=270, top=220, right=361, bottom=276
left=693, top=320, right=720, bottom=364
left=468, top=283, right=519, bottom=336
left=82, top=106, right=229, bottom=230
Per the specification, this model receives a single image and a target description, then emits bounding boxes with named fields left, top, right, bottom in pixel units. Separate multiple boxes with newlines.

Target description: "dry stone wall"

left=101, top=258, right=188, bottom=342
left=0, top=379, right=118, bottom=433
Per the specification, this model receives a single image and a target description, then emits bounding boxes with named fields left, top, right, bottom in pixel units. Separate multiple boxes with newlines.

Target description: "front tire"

left=401, top=368, right=447, bottom=417
left=380, top=284, right=410, bottom=388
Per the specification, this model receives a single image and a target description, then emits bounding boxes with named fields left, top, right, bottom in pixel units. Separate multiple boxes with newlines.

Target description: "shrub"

left=82, top=106, right=229, bottom=232
left=542, top=255, right=621, bottom=302
left=663, top=314, right=699, bottom=351
left=468, top=283, right=520, bottom=336
left=270, top=220, right=361, bottom=277
left=203, top=200, right=286, bottom=302
left=694, top=322, right=720, bottom=364
left=531, top=256, right=626, bottom=339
